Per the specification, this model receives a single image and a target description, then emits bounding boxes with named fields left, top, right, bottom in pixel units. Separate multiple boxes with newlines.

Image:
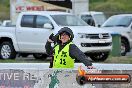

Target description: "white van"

left=102, top=14, right=132, bottom=56
left=79, top=11, right=106, bottom=27
left=2, top=20, right=12, bottom=27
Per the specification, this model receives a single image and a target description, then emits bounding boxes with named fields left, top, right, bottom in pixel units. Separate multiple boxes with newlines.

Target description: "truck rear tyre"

left=89, top=52, right=109, bottom=62
left=0, top=42, right=16, bottom=59
left=121, top=39, right=129, bottom=56
left=33, top=53, right=47, bottom=60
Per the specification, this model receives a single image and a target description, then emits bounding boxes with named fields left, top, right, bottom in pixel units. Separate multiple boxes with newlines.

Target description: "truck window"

left=51, top=15, right=88, bottom=26
left=36, top=16, right=52, bottom=28
left=102, top=16, right=132, bottom=27
left=21, top=15, right=34, bottom=28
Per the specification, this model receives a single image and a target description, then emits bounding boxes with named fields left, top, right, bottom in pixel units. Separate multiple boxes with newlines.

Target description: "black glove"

left=49, top=33, right=54, bottom=40
left=49, top=33, right=56, bottom=42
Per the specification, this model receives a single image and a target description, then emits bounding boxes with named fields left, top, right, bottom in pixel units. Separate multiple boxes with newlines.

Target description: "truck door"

left=33, top=15, right=53, bottom=52
left=16, top=15, right=52, bottom=52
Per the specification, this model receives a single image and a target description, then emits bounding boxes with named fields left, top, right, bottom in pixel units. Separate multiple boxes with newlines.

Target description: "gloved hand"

left=49, top=33, right=54, bottom=41
left=48, top=33, right=56, bottom=43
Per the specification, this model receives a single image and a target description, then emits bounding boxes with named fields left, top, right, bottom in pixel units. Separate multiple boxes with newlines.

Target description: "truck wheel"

left=33, top=53, right=47, bottom=60
left=89, top=52, right=109, bottom=62
left=121, top=39, right=129, bottom=56
left=0, top=42, right=16, bottom=59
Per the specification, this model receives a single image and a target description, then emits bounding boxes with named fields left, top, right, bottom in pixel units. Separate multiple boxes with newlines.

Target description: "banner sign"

left=0, top=69, right=131, bottom=88
left=76, top=66, right=131, bottom=85
left=16, top=6, right=44, bottom=12
left=10, top=0, right=71, bottom=25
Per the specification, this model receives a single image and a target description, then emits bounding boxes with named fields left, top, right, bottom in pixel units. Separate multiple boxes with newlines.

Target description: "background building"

left=10, top=0, right=89, bottom=24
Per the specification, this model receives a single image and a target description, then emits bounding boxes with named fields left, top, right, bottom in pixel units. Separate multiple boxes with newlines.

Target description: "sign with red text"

left=16, top=6, right=44, bottom=12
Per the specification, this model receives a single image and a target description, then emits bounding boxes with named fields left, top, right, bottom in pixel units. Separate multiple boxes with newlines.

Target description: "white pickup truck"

left=102, top=14, right=132, bottom=56
left=0, top=11, right=112, bottom=61
left=79, top=11, right=106, bottom=27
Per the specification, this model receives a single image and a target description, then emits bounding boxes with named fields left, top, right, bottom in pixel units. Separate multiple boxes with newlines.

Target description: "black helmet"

left=56, top=27, right=74, bottom=41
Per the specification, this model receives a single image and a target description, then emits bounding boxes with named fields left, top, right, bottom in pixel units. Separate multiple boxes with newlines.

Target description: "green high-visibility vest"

left=53, top=42, right=75, bottom=68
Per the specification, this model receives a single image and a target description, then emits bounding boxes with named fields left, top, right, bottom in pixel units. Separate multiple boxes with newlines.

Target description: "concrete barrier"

left=0, top=63, right=132, bottom=88
left=0, top=63, right=132, bottom=70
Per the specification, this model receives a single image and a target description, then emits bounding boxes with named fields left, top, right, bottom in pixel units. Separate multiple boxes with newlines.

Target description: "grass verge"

left=103, top=56, right=132, bottom=64
left=0, top=56, right=132, bottom=64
